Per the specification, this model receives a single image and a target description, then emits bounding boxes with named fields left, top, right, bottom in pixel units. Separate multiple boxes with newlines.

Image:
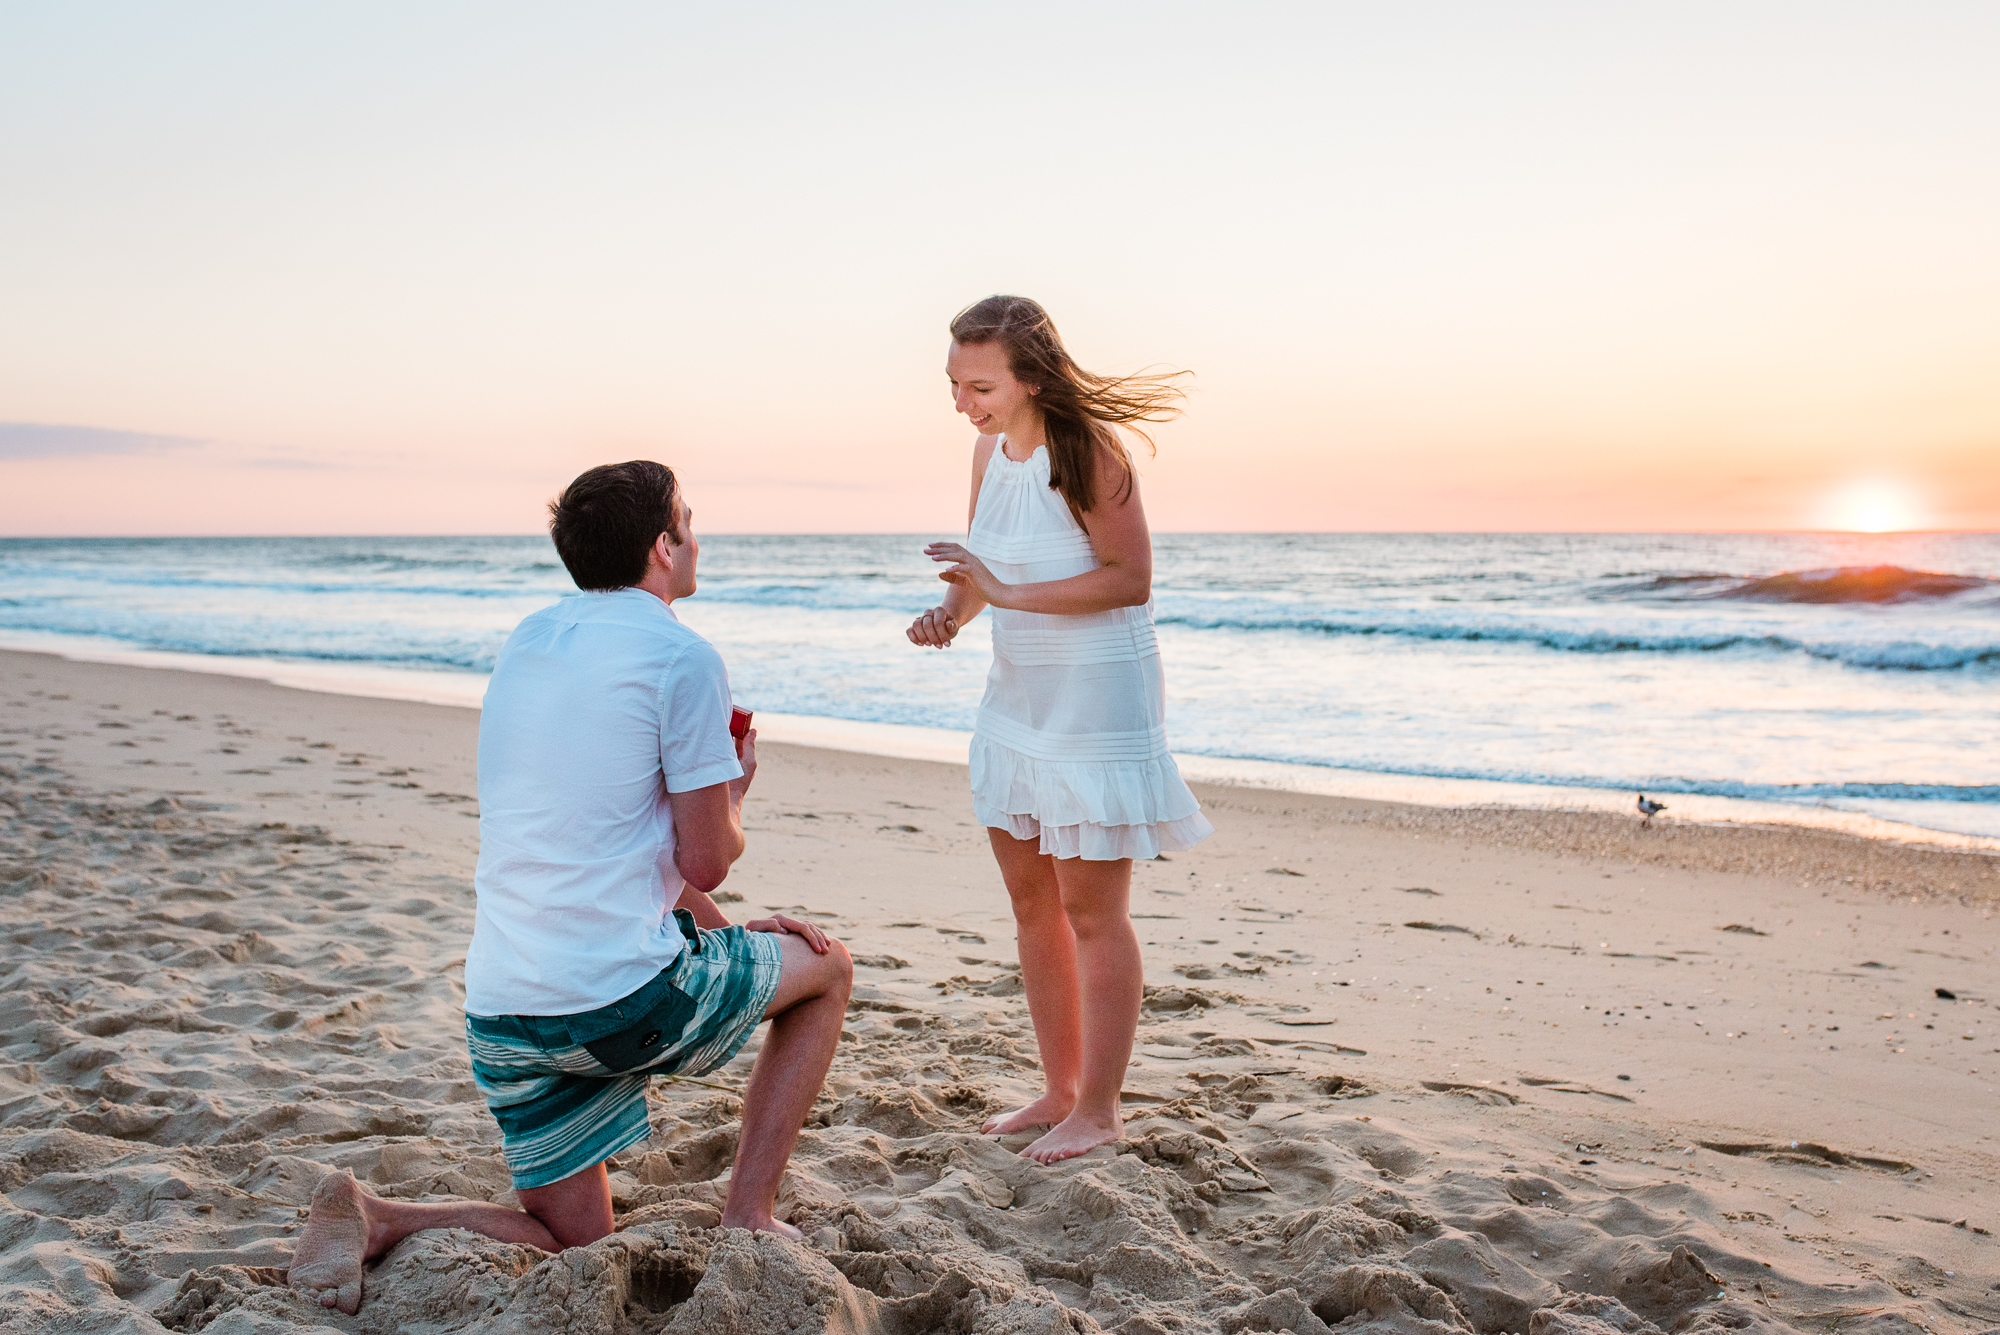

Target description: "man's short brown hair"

left=547, top=461, right=681, bottom=591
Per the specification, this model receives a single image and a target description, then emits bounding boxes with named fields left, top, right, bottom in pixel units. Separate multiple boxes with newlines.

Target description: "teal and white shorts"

left=465, top=911, right=783, bottom=1190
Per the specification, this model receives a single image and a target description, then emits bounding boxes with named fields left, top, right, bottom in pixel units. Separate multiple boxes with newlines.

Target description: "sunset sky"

left=3, top=3, right=1997, bottom=535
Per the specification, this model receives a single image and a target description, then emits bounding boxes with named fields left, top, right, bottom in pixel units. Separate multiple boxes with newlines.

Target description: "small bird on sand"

left=1637, top=794, right=1667, bottom=826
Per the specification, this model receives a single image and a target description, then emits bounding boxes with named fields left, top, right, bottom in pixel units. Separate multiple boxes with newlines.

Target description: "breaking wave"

left=1151, top=607, right=1996, bottom=671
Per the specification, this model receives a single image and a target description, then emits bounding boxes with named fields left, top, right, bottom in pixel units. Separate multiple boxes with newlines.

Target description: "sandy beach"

left=3, top=647, right=1996, bottom=1335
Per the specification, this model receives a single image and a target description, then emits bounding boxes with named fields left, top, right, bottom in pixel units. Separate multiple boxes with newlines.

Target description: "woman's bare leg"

left=1021, top=855, right=1138, bottom=1164
left=980, top=829, right=1083, bottom=1135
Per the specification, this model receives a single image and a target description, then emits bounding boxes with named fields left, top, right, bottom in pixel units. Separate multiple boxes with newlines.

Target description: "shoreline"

left=4, top=646, right=1996, bottom=911
left=4, top=631, right=1997, bottom=854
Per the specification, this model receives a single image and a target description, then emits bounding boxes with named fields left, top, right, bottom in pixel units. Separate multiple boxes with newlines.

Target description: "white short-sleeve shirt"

left=464, top=588, right=743, bottom=1017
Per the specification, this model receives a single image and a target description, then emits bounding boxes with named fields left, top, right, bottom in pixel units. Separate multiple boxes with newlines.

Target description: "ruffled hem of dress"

left=969, top=736, right=1205, bottom=828
left=968, top=735, right=1213, bottom=859
left=974, top=806, right=1216, bottom=861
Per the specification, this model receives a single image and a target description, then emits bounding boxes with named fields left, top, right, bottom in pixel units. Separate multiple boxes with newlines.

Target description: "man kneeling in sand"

left=288, top=461, right=854, bottom=1315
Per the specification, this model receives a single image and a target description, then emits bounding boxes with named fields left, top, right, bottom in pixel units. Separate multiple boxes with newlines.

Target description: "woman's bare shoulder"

left=1091, top=432, right=1139, bottom=491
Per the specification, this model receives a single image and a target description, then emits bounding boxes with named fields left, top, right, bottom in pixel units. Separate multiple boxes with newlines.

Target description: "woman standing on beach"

left=906, top=295, right=1213, bottom=1164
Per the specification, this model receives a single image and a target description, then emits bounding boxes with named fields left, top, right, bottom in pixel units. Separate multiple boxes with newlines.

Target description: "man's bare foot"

left=719, top=1211, right=803, bottom=1241
left=287, top=1169, right=383, bottom=1315
left=980, top=1091, right=1074, bottom=1136
left=1019, top=1109, right=1123, bottom=1165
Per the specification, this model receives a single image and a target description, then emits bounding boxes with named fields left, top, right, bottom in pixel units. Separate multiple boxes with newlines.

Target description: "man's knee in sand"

left=287, top=942, right=859, bottom=1315
left=762, top=929, right=855, bottom=1019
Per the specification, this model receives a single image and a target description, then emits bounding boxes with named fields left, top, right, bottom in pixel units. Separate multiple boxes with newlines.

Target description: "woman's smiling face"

left=947, top=340, right=1039, bottom=437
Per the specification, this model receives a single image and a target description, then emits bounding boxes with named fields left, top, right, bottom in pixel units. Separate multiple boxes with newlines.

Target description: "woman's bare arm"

left=942, top=436, right=998, bottom=623
left=927, top=443, right=1151, bottom=615
left=907, top=436, right=997, bottom=647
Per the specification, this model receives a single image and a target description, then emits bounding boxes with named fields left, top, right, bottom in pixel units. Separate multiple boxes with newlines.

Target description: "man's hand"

left=730, top=728, right=757, bottom=800
left=745, top=913, right=830, bottom=954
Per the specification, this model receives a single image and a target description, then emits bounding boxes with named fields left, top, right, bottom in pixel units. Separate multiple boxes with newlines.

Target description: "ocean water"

left=1, top=532, right=1995, bottom=840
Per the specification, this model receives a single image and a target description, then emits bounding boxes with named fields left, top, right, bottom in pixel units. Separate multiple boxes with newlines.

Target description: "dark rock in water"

left=1712, top=565, right=1990, bottom=605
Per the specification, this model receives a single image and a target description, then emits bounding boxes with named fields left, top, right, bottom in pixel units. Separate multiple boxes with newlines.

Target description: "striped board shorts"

left=465, top=910, right=783, bottom=1190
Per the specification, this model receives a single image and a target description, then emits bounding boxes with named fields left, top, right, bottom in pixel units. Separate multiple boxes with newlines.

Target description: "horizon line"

left=1, top=528, right=1996, bottom=541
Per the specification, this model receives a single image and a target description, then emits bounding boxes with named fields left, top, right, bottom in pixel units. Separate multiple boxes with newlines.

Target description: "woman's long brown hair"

left=949, top=295, right=1190, bottom=513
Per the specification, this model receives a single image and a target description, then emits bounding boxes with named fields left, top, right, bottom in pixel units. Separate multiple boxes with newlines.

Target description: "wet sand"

left=2, top=649, right=1996, bottom=1334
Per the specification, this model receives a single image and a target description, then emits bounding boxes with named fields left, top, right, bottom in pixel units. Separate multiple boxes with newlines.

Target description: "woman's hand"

left=906, top=605, right=959, bottom=648
left=925, top=542, right=1006, bottom=606
left=745, top=913, right=831, bottom=954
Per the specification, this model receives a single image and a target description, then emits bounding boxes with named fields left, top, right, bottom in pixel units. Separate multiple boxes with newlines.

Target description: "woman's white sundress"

left=965, top=436, right=1214, bottom=861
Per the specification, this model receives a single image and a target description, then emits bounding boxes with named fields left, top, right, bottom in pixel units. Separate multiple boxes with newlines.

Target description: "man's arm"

left=668, top=731, right=756, bottom=913
left=670, top=788, right=742, bottom=929
left=666, top=732, right=830, bottom=951
left=672, top=871, right=735, bottom=929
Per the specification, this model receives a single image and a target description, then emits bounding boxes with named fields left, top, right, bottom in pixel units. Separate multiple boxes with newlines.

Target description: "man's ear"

left=649, top=531, right=675, bottom=575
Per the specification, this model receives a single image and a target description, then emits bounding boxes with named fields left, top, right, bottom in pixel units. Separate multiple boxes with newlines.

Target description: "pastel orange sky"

left=3, top=3, right=1997, bottom=535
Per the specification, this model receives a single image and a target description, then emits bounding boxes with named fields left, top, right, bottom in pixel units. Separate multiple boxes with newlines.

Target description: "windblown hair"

left=949, top=295, right=1190, bottom=513
left=547, top=460, right=681, bottom=591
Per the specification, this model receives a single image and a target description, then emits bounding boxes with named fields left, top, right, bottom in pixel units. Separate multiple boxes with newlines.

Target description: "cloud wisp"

left=0, top=422, right=206, bottom=461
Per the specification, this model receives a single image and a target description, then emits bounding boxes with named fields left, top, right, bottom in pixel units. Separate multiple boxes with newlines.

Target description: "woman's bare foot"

left=980, top=1091, right=1074, bottom=1136
left=1020, top=1109, right=1123, bottom=1165
left=287, top=1169, right=385, bottom=1315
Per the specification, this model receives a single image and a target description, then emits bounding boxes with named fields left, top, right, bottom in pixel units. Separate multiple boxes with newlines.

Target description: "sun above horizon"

left=1822, top=480, right=1924, bottom=533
